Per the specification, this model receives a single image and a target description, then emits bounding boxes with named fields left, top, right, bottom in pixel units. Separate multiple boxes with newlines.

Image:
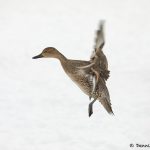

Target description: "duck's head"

left=32, top=47, right=58, bottom=59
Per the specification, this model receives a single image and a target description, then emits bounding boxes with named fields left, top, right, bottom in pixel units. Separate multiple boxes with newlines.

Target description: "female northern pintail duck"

left=33, top=21, right=113, bottom=117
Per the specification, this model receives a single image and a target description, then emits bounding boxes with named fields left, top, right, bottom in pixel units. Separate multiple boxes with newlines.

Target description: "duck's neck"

left=54, top=50, right=67, bottom=64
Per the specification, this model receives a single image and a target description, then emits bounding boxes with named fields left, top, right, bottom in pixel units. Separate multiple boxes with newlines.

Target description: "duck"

left=32, top=20, right=114, bottom=117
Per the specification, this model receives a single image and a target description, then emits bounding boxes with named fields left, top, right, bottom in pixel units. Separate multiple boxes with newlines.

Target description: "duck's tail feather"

left=99, top=98, right=114, bottom=115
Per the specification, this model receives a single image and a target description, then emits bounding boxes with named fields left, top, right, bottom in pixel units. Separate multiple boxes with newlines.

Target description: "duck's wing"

left=77, top=21, right=109, bottom=80
left=90, top=20, right=105, bottom=60
left=93, top=20, right=105, bottom=54
left=90, top=20, right=109, bottom=80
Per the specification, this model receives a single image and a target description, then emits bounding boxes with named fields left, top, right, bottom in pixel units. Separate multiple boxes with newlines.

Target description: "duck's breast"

left=67, top=69, right=93, bottom=95
left=61, top=60, right=93, bottom=95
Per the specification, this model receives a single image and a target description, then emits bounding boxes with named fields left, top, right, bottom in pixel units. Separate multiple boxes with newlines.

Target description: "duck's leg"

left=91, top=68, right=99, bottom=97
left=89, top=75, right=94, bottom=100
left=88, top=99, right=96, bottom=117
left=89, top=95, right=92, bottom=101
left=91, top=68, right=99, bottom=84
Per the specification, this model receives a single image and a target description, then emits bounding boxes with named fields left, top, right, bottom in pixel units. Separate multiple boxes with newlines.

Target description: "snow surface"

left=0, top=0, right=150, bottom=149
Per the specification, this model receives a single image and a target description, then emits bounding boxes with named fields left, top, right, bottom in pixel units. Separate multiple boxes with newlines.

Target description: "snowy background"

left=0, top=0, right=150, bottom=149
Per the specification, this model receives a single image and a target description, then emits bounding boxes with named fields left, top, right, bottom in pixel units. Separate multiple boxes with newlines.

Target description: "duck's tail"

left=99, top=98, right=114, bottom=115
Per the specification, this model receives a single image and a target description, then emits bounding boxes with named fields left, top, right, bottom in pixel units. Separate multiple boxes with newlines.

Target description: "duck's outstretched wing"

left=90, top=20, right=105, bottom=60
left=78, top=21, right=109, bottom=80
left=94, top=20, right=105, bottom=51
left=90, top=20, right=109, bottom=80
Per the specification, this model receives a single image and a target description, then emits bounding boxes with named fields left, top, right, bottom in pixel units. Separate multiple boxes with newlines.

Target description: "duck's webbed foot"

left=88, top=99, right=96, bottom=117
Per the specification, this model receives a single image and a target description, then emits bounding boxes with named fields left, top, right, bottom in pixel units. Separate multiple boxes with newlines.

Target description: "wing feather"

left=94, top=20, right=105, bottom=50
left=90, top=20, right=110, bottom=80
left=91, top=20, right=105, bottom=60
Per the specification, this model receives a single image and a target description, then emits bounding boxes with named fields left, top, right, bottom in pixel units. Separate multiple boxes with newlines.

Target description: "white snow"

left=0, top=0, right=150, bottom=149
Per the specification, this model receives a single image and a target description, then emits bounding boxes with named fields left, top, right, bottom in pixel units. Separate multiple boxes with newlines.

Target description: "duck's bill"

left=32, top=54, right=43, bottom=59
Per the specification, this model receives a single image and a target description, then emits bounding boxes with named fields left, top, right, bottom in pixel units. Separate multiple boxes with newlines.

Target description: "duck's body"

left=61, top=59, right=92, bottom=95
left=33, top=20, right=113, bottom=116
left=53, top=53, right=113, bottom=114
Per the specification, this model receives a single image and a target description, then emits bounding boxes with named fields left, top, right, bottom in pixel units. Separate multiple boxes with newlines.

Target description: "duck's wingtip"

left=99, top=19, right=105, bottom=25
